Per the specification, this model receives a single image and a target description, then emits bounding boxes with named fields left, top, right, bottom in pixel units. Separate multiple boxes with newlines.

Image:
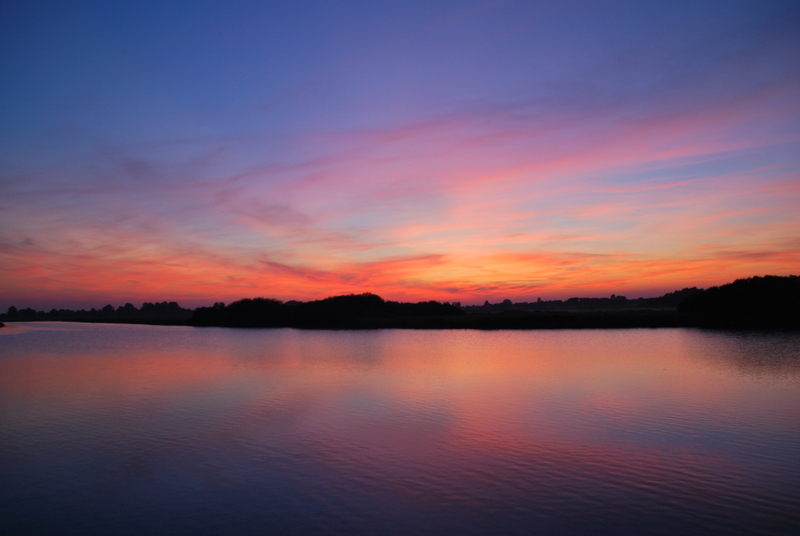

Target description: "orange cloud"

left=2, top=71, right=799, bottom=310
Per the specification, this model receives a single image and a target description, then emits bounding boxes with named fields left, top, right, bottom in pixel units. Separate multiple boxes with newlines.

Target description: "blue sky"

left=2, top=0, right=799, bottom=309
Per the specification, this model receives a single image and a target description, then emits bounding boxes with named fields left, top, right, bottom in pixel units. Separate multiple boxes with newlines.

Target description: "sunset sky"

left=2, top=0, right=799, bottom=310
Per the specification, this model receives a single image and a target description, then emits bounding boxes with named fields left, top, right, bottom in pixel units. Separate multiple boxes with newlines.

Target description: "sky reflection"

left=1, top=324, right=799, bottom=534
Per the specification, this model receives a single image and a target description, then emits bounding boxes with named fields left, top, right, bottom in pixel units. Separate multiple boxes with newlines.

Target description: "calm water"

left=1, top=323, right=799, bottom=535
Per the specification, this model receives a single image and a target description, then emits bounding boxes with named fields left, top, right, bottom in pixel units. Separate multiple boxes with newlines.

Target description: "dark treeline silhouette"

left=1, top=276, right=796, bottom=330
left=190, top=293, right=464, bottom=328
left=678, top=275, right=800, bottom=329
left=465, top=287, right=702, bottom=313
left=1, top=301, right=192, bottom=325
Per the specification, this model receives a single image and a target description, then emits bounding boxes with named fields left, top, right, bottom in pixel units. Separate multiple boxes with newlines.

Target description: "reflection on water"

left=1, top=323, right=799, bottom=535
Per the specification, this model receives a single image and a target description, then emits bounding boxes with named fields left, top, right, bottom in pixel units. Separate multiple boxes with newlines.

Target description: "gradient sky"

left=1, top=0, right=799, bottom=310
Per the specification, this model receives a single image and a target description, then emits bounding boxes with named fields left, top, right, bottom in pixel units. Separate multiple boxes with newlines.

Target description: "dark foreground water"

left=1, top=323, right=799, bottom=535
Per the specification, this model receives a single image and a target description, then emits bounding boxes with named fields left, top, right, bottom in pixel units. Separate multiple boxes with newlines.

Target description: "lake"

left=1, top=322, right=799, bottom=535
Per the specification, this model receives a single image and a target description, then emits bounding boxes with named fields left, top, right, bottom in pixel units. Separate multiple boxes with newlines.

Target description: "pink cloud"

left=2, top=70, right=799, bottom=310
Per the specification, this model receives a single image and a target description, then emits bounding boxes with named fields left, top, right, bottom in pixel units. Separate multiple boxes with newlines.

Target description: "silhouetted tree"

left=678, top=275, right=800, bottom=329
left=192, top=298, right=286, bottom=327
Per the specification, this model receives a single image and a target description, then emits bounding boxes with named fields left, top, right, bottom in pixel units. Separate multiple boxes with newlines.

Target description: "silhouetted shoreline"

left=2, top=276, right=798, bottom=331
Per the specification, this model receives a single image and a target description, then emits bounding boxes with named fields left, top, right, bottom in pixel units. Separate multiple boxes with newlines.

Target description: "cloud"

left=2, top=5, right=799, bottom=311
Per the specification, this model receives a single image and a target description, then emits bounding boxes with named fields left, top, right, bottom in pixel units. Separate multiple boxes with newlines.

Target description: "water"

left=1, top=322, right=799, bottom=535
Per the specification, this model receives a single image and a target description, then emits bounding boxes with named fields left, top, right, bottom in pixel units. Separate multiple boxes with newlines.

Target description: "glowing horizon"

left=2, top=1, right=799, bottom=310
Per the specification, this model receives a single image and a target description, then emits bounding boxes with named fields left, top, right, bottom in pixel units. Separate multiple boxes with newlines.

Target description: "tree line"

left=2, top=301, right=192, bottom=324
left=190, top=293, right=464, bottom=328
left=2, top=276, right=797, bottom=330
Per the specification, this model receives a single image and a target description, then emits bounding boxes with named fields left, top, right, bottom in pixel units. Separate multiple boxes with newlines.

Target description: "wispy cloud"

left=1, top=1, right=798, bottom=309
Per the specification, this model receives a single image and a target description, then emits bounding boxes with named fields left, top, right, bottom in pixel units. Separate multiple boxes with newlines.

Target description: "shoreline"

left=5, top=310, right=798, bottom=331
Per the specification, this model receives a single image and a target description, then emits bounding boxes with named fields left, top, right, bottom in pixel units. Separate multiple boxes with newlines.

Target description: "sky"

left=1, top=0, right=799, bottom=310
